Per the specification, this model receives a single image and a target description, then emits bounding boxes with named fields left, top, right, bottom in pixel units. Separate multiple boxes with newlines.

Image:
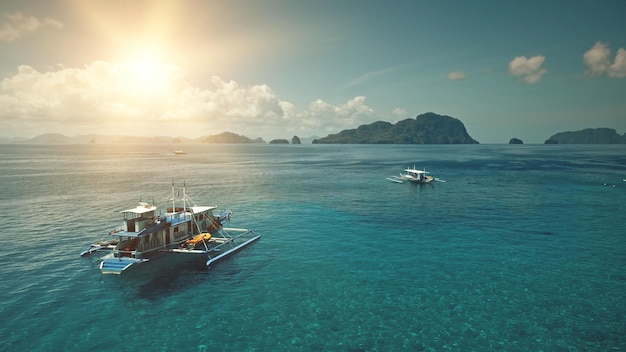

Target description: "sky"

left=0, top=0, right=625, bottom=143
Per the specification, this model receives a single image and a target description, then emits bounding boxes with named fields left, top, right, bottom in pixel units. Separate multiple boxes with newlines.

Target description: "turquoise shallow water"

left=0, top=143, right=625, bottom=351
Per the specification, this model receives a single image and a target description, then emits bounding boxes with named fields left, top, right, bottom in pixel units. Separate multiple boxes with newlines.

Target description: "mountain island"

left=312, top=112, right=478, bottom=144
left=544, top=128, right=626, bottom=144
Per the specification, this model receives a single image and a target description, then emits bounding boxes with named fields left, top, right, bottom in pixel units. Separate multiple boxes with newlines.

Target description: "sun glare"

left=106, top=40, right=189, bottom=100
left=128, top=59, right=160, bottom=79
left=115, top=58, right=180, bottom=98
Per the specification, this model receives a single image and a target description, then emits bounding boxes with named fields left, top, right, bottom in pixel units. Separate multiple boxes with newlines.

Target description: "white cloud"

left=610, top=48, right=626, bottom=78
left=583, top=42, right=626, bottom=78
left=0, top=11, right=63, bottom=42
left=0, top=61, right=388, bottom=139
left=508, top=55, right=547, bottom=84
left=583, top=42, right=611, bottom=76
left=303, top=96, right=375, bottom=133
left=392, top=108, right=407, bottom=118
left=446, top=71, right=466, bottom=80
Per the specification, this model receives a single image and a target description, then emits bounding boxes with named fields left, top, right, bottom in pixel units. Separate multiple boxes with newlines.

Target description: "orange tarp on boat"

left=186, top=233, right=212, bottom=245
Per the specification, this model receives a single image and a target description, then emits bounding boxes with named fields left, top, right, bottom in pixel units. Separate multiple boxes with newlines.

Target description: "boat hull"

left=98, top=229, right=261, bottom=275
left=406, top=177, right=434, bottom=184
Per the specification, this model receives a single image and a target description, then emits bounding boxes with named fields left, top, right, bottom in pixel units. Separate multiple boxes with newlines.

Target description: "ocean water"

left=0, top=143, right=625, bottom=351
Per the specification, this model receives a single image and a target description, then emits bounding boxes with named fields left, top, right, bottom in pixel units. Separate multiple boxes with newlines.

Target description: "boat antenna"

left=171, top=181, right=176, bottom=213
left=183, top=180, right=187, bottom=212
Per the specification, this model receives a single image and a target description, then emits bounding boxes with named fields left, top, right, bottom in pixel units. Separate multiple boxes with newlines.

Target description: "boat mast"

left=182, top=180, right=201, bottom=235
left=171, top=181, right=176, bottom=213
left=183, top=180, right=187, bottom=212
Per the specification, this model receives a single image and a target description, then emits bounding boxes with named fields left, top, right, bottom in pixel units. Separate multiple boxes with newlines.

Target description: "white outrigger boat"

left=81, top=183, right=261, bottom=275
left=387, top=166, right=444, bottom=184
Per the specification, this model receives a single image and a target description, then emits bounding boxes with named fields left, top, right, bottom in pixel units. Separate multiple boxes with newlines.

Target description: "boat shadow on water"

left=131, top=243, right=270, bottom=300
left=144, top=247, right=276, bottom=301
left=125, top=255, right=250, bottom=301
left=134, top=267, right=214, bottom=301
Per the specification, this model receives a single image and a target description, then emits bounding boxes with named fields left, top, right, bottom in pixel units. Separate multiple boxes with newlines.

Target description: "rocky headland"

left=544, top=128, right=626, bottom=144
left=312, top=112, right=479, bottom=144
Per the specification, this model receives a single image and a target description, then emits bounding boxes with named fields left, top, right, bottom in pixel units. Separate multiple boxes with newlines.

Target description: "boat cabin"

left=404, top=168, right=427, bottom=181
left=110, top=203, right=220, bottom=259
left=121, top=202, right=157, bottom=232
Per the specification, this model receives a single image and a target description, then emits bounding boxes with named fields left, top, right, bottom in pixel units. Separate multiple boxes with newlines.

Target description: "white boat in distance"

left=81, top=183, right=261, bottom=275
left=387, top=166, right=445, bottom=184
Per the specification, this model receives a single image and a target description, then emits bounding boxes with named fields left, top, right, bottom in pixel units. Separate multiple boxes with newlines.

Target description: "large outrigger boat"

left=81, top=183, right=261, bottom=275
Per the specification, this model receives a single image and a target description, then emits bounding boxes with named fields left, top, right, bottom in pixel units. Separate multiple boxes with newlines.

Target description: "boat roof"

left=121, top=202, right=157, bottom=215
left=189, top=206, right=217, bottom=214
left=111, top=231, right=142, bottom=238
left=121, top=202, right=216, bottom=215
left=404, top=168, right=429, bottom=174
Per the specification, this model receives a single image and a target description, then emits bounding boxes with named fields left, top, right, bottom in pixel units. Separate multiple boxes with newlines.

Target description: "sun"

left=116, top=50, right=184, bottom=97
left=120, top=42, right=170, bottom=72
left=127, top=59, right=160, bottom=79
left=116, top=59, right=167, bottom=96
left=123, top=45, right=165, bottom=71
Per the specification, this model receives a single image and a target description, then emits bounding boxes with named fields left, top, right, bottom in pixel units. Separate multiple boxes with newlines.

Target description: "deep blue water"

left=0, top=143, right=625, bottom=351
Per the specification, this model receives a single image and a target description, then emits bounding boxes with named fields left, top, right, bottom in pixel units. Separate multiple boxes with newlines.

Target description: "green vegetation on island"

left=18, top=132, right=266, bottom=144
left=544, top=128, right=626, bottom=144
left=200, top=132, right=264, bottom=144
left=312, top=112, right=479, bottom=144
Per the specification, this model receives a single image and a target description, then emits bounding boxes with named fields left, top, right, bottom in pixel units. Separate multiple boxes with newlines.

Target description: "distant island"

left=312, top=112, right=479, bottom=144
left=545, top=128, right=626, bottom=144
left=200, top=132, right=264, bottom=144
left=13, top=132, right=266, bottom=144
left=7, top=119, right=625, bottom=145
left=5, top=132, right=318, bottom=145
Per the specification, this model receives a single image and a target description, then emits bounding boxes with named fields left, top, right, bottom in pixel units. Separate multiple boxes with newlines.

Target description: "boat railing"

left=115, top=250, right=136, bottom=258
left=109, top=224, right=124, bottom=234
left=168, top=212, right=192, bottom=226
left=206, top=229, right=256, bottom=254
